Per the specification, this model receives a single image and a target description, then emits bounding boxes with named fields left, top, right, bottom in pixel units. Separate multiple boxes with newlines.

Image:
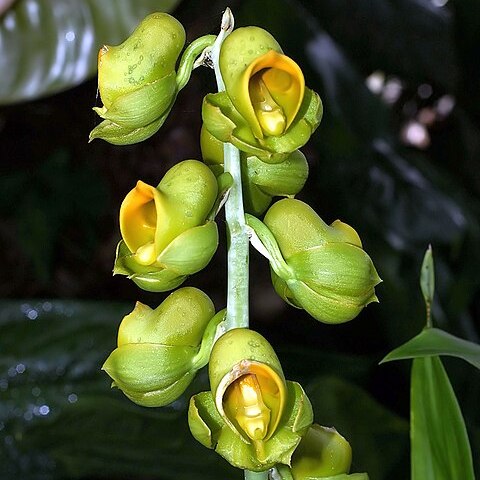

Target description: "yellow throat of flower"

left=245, top=50, right=305, bottom=138
left=225, top=374, right=272, bottom=441
left=223, top=366, right=285, bottom=444
left=120, top=181, right=163, bottom=266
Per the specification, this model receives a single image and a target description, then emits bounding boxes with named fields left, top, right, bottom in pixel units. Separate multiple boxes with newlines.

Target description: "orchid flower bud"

left=247, top=199, right=381, bottom=324
left=90, top=13, right=185, bottom=145
left=102, top=287, right=224, bottom=407
left=188, top=328, right=313, bottom=471
left=114, top=160, right=219, bottom=292
left=202, top=27, right=322, bottom=163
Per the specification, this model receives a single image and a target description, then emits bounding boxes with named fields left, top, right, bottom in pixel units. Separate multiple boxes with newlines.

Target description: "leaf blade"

left=381, top=327, right=480, bottom=370
left=411, top=356, right=474, bottom=480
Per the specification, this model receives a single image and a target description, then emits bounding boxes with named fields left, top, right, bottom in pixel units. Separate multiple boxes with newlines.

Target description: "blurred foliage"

left=1, top=0, right=479, bottom=478
left=0, top=0, right=181, bottom=104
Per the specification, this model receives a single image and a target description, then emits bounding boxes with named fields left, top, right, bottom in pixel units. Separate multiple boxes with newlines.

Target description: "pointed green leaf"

left=420, top=245, right=435, bottom=308
left=411, top=356, right=474, bottom=480
left=380, top=327, right=480, bottom=370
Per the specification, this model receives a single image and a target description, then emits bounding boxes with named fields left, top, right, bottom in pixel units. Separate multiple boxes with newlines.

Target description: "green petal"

left=117, top=287, right=215, bottom=347
left=97, top=73, right=177, bottom=128
left=123, top=370, right=195, bottom=407
left=103, top=343, right=196, bottom=393
left=114, top=240, right=187, bottom=292
left=157, top=222, right=218, bottom=275
left=89, top=111, right=170, bottom=145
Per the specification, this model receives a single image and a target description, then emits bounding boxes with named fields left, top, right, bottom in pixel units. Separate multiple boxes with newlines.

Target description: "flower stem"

left=211, top=8, right=249, bottom=331
left=245, top=470, right=269, bottom=480
left=210, top=10, right=264, bottom=480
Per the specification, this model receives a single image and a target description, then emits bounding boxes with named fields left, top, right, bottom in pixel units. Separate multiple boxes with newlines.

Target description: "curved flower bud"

left=90, top=13, right=185, bottom=145
left=202, top=27, right=322, bottom=163
left=102, top=287, right=224, bottom=407
left=291, top=424, right=352, bottom=479
left=200, top=125, right=308, bottom=215
left=188, top=328, right=313, bottom=471
left=246, top=199, right=381, bottom=324
left=114, top=160, right=219, bottom=292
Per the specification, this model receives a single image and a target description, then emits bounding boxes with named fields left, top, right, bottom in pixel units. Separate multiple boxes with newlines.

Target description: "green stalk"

left=210, top=8, right=249, bottom=331
left=245, top=471, right=269, bottom=480
left=210, top=9, right=267, bottom=480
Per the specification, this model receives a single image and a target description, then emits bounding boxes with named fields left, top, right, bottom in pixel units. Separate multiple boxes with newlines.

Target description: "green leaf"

left=411, top=357, right=475, bottom=480
left=420, top=245, right=435, bottom=309
left=380, top=327, right=480, bottom=370
left=0, top=0, right=181, bottom=104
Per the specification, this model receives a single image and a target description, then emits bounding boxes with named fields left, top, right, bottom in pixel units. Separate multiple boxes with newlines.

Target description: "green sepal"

left=97, top=12, right=185, bottom=108
left=103, top=343, right=197, bottom=407
left=157, top=222, right=219, bottom=275
left=188, top=380, right=313, bottom=471
left=202, top=88, right=322, bottom=163
left=114, top=222, right=219, bottom=292
left=114, top=240, right=187, bottom=293
left=122, top=370, right=196, bottom=408
left=89, top=112, right=169, bottom=145
left=156, top=160, right=218, bottom=232
left=93, top=72, right=176, bottom=129
left=264, top=199, right=362, bottom=260
left=117, top=288, right=215, bottom=348
left=288, top=244, right=381, bottom=301
left=284, top=271, right=378, bottom=325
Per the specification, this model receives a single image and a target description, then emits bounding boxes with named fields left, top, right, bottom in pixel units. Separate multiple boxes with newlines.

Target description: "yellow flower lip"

left=216, top=360, right=286, bottom=444
left=119, top=181, right=165, bottom=265
left=243, top=51, right=305, bottom=139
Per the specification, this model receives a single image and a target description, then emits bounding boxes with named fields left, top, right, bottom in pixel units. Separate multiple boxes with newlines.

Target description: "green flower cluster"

left=93, top=10, right=375, bottom=478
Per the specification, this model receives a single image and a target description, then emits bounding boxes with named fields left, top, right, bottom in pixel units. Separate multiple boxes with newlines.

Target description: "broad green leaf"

left=411, top=357, right=474, bottom=480
left=0, top=0, right=181, bottom=104
left=420, top=245, right=435, bottom=308
left=381, top=327, right=480, bottom=370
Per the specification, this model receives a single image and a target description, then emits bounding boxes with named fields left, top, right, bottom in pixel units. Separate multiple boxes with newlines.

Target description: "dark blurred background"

left=1, top=0, right=479, bottom=478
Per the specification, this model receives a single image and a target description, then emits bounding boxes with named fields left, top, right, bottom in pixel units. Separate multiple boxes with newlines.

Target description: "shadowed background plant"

left=0, top=0, right=479, bottom=479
